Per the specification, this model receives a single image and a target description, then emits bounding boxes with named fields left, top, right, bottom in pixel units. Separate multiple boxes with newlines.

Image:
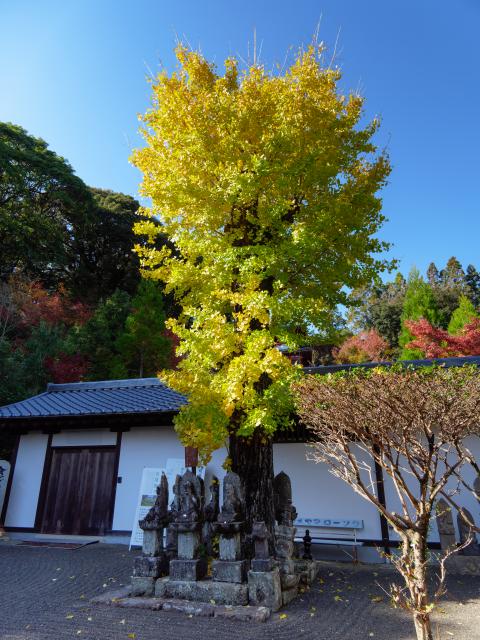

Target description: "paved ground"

left=0, top=542, right=479, bottom=640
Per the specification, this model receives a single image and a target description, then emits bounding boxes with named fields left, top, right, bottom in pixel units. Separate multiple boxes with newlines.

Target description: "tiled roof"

left=0, top=378, right=187, bottom=420
left=304, top=355, right=480, bottom=375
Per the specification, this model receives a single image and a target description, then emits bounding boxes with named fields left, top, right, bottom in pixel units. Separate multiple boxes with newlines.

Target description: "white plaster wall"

left=382, top=436, right=480, bottom=543
left=112, top=427, right=230, bottom=531
left=273, top=443, right=383, bottom=540
left=52, top=430, right=116, bottom=447
left=5, top=432, right=48, bottom=527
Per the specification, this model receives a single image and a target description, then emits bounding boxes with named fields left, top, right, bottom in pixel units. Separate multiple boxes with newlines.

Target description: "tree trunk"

left=229, top=431, right=275, bottom=536
left=410, top=532, right=433, bottom=640
left=413, top=614, right=433, bottom=640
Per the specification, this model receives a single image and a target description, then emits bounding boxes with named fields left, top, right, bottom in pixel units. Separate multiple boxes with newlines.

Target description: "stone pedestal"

left=170, top=558, right=208, bottom=581
left=294, top=558, right=319, bottom=585
left=133, top=555, right=168, bottom=578
left=170, top=528, right=207, bottom=581
left=156, top=579, right=249, bottom=605
left=275, top=524, right=300, bottom=602
left=212, top=559, right=248, bottom=583
left=248, top=568, right=282, bottom=612
left=131, top=576, right=155, bottom=596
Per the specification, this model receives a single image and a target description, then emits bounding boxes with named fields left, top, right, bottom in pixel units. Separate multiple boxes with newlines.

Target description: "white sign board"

left=129, top=459, right=205, bottom=549
left=0, top=460, right=11, bottom=517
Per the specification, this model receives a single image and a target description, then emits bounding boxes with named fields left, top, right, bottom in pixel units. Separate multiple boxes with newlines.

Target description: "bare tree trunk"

left=229, top=431, right=275, bottom=537
left=409, top=532, right=433, bottom=640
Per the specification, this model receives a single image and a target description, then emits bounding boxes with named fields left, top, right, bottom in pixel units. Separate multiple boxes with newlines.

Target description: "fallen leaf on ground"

left=66, top=614, right=74, bottom=620
left=279, top=613, right=287, bottom=619
left=371, top=596, right=383, bottom=603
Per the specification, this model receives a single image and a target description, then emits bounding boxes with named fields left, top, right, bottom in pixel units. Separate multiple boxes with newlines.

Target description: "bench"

left=294, top=517, right=364, bottom=562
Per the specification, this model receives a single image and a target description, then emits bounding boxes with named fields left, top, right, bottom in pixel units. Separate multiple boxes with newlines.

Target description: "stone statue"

left=174, top=470, right=204, bottom=531
left=216, top=472, right=244, bottom=529
left=203, top=476, right=220, bottom=556
left=139, top=472, right=169, bottom=531
left=251, top=520, right=273, bottom=571
left=273, top=471, right=297, bottom=527
left=436, top=499, right=456, bottom=550
left=458, top=508, right=480, bottom=556
left=205, top=476, right=220, bottom=523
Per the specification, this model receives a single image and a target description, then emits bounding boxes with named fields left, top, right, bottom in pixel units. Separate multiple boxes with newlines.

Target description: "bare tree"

left=295, top=365, right=480, bottom=640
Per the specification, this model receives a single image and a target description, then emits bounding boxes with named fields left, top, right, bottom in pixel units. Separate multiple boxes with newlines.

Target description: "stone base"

left=445, top=555, right=480, bottom=575
left=251, top=558, right=274, bottom=571
left=212, top=559, right=248, bottom=583
left=131, top=576, right=155, bottom=596
left=281, top=572, right=300, bottom=590
left=293, top=559, right=319, bottom=585
left=158, top=579, right=249, bottom=606
left=248, top=568, right=282, bottom=612
left=282, top=587, right=298, bottom=606
left=169, top=558, right=207, bottom=581
left=133, top=554, right=169, bottom=578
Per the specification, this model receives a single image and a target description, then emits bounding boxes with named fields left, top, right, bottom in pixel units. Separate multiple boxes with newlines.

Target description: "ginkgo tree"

left=132, top=43, right=392, bottom=530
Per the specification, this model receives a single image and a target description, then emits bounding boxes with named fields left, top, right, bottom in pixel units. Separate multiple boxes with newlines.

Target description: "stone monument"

left=165, top=474, right=181, bottom=561
left=169, top=470, right=207, bottom=581
left=212, top=472, right=247, bottom=583
left=273, top=471, right=300, bottom=605
left=458, top=508, right=480, bottom=556
left=247, top=521, right=282, bottom=611
left=203, top=475, right=220, bottom=556
left=132, top=472, right=170, bottom=595
left=436, top=499, right=456, bottom=551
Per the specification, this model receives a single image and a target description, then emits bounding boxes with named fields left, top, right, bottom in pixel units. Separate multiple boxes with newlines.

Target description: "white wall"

left=52, top=430, right=116, bottom=447
left=112, top=427, right=230, bottom=531
left=273, top=443, right=383, bottom=541
left=5, top=432, right=48, bottom=528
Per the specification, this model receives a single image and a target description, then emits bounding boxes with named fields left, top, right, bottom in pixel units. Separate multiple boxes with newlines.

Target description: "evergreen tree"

left=399, top=268, right=439, bottom=359
left=70, top=290, right=132, bottom=380
left=447, top=294, right=478, bottom=335
left=426, top=262, right=440, bottom=286
left=465, top=264, right=480, bottom=309
left=115, top=280, right=172, bottom=378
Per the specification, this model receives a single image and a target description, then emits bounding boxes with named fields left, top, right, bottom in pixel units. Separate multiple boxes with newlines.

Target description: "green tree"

left=0, top=122, right=92, bottom=286
left=71, top=290, right=132, bottom=380
left=465, top=264, right=480, bottom=309
left=447, top=294, right=478, bottom=335
left=115, top=280, right=172, bottom=377
left=132, top=44, right=392, bottom=529
left=348, top=272, right=406, bottom=350
left=399, top=268, right=439, bottom=359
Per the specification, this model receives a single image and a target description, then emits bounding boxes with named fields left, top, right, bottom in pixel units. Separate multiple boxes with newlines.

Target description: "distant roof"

left=0, top=378, right=186, bottom=423
left=305, top=355, right=480, bottom=375
left=1, top=355, right=480, bottom=429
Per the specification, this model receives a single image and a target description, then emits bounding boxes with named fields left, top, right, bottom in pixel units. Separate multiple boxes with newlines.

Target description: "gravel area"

left=0, top=542, right=479, bottom=639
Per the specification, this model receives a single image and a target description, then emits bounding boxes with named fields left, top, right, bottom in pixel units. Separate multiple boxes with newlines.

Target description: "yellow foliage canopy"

left=132, top=44, right=391, bottom=461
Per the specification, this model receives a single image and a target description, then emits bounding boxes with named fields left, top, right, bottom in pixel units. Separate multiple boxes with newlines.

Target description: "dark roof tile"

left=0, top=378, right=186, bottom=420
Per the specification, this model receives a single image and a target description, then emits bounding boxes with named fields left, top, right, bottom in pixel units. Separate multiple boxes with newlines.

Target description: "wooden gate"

left=38, top=446, right=116, bottom=535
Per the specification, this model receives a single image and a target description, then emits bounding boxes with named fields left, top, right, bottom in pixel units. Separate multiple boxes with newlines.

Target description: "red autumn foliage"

left=164, top=327, right=181, bottom=369
left=16, top=282, right=91, bottom=329
left=44, top=353, right=90, bottom=383
left=334, top=329, right=390, bottom=364
left=405, top=318, right=480, bottom=358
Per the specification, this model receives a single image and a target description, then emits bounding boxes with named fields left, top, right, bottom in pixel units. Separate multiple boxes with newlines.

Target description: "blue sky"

left=1, top=0, right=479, bottom=279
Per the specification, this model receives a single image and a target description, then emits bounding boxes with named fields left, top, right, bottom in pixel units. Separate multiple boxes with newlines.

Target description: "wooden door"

left=39, top=447, right=116, bottom=535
